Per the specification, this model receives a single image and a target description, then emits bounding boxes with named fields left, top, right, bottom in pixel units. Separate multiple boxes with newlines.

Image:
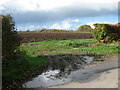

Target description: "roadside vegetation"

left=20, top=39, right=119, bottom=56
left=2, top=14, right=49, bottom=89
left=2, top=14, right=120, bottom=89
left=3, top=55, right=49, bottom=88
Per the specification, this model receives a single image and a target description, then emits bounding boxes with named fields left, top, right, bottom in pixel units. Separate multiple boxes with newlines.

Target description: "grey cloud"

left=14, top=5, right=117, bottom=24
left=118, top=1, right=120, bottom=21
left=56, top=6, right=117, bottom=17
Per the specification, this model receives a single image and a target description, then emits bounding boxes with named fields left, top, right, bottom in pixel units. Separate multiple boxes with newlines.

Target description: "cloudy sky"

left=0, top=0, right=119, bottom=31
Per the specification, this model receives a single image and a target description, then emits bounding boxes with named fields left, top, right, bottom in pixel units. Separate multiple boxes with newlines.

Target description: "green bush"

left=93, top=23, right=120, bottom=43
left=2, top=14, right=21, bottom=63
left=77, top=25, right=93, bottom=32
left=26, top=30, right=30, bottom=32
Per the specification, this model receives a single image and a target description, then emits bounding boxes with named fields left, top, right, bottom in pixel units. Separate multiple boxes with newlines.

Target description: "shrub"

left=2, top=14, right=21, bottom=63
left=77, top=25, right=93, bottom=32
left=93, top=23, right=120, bottom=43
left=26, top=30, right=30, bottom=32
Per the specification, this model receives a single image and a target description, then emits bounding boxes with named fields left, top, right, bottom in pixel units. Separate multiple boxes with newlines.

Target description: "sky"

left=0, top=0, right=119, bottom=31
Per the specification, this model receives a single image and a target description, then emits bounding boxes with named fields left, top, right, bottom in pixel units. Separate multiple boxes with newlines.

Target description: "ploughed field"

left=18, top=32, right=94, bottom=43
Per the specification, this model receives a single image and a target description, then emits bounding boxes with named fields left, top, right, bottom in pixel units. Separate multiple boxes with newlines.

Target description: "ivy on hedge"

left=93, top=23, right=120, bottom=43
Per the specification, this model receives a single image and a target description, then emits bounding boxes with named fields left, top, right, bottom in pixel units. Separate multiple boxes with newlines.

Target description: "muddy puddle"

left=22, top=54, right=104, bottom=88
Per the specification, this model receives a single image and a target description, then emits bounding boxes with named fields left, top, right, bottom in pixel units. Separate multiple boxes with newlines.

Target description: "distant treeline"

left=20, top=25, right=93, bottom=32
left=35, top=29, right=75, bottom=32
left=18, top=23, right=120, bottom=43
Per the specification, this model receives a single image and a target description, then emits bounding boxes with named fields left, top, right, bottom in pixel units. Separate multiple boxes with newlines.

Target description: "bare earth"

left=49, top=55, right=119, bottom=88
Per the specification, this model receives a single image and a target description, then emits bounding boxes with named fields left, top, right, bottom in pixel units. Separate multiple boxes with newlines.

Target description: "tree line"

left=24, top=25, right=93, bottom=32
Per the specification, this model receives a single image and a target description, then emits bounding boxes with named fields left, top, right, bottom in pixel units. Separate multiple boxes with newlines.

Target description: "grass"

left=20, top=39, right=119, bottom=55
left=3, top=55, right=49, bottom=87
left=3, top=38, right=119, bottom=88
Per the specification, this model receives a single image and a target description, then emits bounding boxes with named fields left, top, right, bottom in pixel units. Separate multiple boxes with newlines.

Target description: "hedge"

left=2, top=14, right=21, bottom=63
left=93, top=23, right=120, bottom=43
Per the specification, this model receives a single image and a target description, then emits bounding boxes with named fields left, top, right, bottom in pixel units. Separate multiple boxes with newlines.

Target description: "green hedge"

left=93, top=23, right=120, bottom=43
left=2, top=14, right=21, bottom=63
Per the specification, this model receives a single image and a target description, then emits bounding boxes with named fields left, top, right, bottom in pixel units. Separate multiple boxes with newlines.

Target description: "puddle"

left=22, top=54, right=103, bottom=88
left=23, top=69, right=72, bottom=88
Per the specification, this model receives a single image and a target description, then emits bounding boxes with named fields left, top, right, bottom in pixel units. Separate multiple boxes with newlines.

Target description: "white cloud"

left=50, top=19, right=71, bottom=29
left=75, top=19, right=79, bottom=22
left=62, top=19, right=71, bottom=29
left=29, top=25, right=34, bottom=29
left=72, top=19, right=79, bottom=22
left=37, top=25, right=40, bottom=28
left=86, top=22, right=111, bottom=29
left=0, top=5, right=4, bottom=10
left=0, top=0, right=119, bottom=13
left=43, top=26, right=46, bottom=28
left=0, top=0, right=118, bottom=28
left=0, top=0, right=75, bottom=12
left=17, top=25, right=35, bottom=31
left=17, top=27, right=24, bottom=31
left=50, top=23, right=61, bottom=29
left=86, top=23, right=95, bottom=29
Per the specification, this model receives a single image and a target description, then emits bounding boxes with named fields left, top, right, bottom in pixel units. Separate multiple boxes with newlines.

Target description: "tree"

left=2, top=14, right=21, bottom=63
left=26, top=30, right=30, bottom=32
left=77, top=25, right=93, bottom=32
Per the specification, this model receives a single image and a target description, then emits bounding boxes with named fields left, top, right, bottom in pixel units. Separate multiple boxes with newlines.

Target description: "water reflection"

left=23, top=54, right=103, bottom=88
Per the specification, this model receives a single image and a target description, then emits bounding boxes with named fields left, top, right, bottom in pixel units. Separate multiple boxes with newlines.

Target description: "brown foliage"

left=18, top=32, right=94, bottom=43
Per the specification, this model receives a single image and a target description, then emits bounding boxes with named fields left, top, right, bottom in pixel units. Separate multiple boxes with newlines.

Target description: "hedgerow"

left=2, top=14, right=21, bottom=64
left=93, top=23, right=120, bottom=43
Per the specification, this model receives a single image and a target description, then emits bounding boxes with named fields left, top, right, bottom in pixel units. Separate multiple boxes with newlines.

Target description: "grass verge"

left=3, top=38, right=119, bottom=88
left=20, top=39, right=119, bottom=55
left=2, top=55, right=49, bottom=88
